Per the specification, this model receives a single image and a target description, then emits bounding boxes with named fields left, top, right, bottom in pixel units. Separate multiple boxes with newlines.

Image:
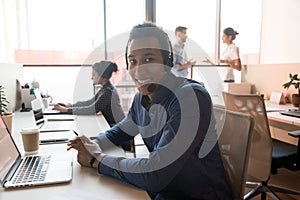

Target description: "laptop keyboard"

left=13, top=155, right=51, bottom=184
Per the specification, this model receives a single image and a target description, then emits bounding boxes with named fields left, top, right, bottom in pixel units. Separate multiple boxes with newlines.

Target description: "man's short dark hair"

left=125, top=22, right=174, bottom=69
left=175, top=26, right=187, bottom=33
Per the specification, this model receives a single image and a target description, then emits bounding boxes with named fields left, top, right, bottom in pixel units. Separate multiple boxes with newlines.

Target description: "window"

left=221, top=0, right=262, bottom=64
left=104, top=0, right=145, bottom=82
left=104, top=0, right=145, bottom=113
left=2, top=0, right=262, bottom=107
left=15, top=0, right=104, bottom=64
left=218, top=0, right=262, bottom=83
left=9, top=0, right=262, bottom=65
left=156, top=0, right=217, bottom=64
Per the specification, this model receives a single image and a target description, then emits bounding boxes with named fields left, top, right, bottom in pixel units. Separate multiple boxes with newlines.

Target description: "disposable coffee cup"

left=21, top=127, right=40, bottom=155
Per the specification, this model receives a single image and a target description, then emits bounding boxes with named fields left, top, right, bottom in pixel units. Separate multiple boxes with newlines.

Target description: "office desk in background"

left=265, top=101, right=300, bottom=146
left=215, top=101, right=300, bottom=146
left=268, top=112, right=300, bottom=146
left=0, top=112, right=149, bottom=200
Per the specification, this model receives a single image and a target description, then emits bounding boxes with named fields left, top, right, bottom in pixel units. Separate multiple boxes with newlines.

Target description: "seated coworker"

left=54, top=61, right=133, bottom=151
left=53, top=61, right=125, bottom=127
left=68, top=23, right=232, bottom=200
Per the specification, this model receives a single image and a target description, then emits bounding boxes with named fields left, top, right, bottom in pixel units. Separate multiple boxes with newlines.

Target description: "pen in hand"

left=67, top=130, right=80, bottom=151
left=73, top=130, right=79, bottom=136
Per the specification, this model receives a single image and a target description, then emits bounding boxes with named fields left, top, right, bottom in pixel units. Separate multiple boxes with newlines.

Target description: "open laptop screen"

left=33, top=108, right=45, bottom=126
left=31, top=98, right=46, bottom=126
left=0, top=117, right=20, bottom=183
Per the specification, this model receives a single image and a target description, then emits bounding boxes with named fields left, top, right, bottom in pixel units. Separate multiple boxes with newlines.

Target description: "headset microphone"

left=147, top=84, right=156, bottom=93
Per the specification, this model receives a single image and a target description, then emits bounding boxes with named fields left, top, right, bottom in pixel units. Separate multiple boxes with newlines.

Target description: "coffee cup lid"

left=21, top=127, right=39, bottom=133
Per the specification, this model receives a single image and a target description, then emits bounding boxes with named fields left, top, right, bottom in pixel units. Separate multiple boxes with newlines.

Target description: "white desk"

left=265, top=102, right=300, bottom=145
left=0, top=112, right=149, bottom=200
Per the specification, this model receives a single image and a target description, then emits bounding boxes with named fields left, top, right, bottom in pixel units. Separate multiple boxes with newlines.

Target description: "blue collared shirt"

left=97, top=73, right=231, bottom=199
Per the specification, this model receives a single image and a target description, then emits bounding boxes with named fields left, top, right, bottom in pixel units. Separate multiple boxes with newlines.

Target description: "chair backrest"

left=214, top=106, right=254, bottom=200
left=222, top=92, right=273, bottom=182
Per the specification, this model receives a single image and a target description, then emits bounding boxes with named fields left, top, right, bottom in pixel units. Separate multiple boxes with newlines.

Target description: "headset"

left=164, top=41, right=174, bottom=69
left=125, top=23, right=174, bottom=70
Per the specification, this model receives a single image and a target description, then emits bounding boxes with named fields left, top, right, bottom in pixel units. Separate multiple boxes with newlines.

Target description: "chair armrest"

left=288, top=130, right=300, bottom=138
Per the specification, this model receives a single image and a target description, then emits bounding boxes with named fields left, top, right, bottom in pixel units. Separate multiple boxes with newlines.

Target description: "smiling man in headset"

left=68, top=23, right=231, bottom=200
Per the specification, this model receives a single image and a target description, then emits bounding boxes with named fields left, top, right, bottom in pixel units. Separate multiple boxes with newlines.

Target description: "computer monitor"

left=15, top=79, right=22, bottom=111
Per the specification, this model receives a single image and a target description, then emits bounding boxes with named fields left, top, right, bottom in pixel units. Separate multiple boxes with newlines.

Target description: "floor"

left=244, top=168, right=300, bottom=199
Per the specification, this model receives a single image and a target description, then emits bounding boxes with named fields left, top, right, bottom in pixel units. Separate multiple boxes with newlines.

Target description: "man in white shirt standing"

left=171, top=26, right=196, bottom=78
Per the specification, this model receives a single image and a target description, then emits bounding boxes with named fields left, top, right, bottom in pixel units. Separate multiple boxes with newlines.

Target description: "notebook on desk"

left=31, top=99, right=73, bottom=132
left=39, top=131, right=75, bottom=145
left=0, top=117, right=73, bottom=189
left=46, top=115, right=76, bottom=121
left=280, top=109, right=300, bottom=118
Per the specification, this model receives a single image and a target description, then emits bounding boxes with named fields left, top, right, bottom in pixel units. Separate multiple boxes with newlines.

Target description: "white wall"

left=242, top=63, right=300, bottom=99
left=22, top=67, right=94, bottom=104
left=260, top=0, right=300, bottom=63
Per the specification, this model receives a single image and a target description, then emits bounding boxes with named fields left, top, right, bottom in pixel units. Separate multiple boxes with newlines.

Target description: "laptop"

left=0, top=117, right=73, bottom=189
left=281, top=109, right=300, bottom=118
left=31, top=99, right=73, bottom=132
left=33, top=89, right=65, bottom=115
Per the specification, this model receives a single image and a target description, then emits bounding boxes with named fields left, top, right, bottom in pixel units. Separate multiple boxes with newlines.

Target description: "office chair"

left=214, top=106, right=254, bottom=200
left=222, top=92, right=300, bottom=200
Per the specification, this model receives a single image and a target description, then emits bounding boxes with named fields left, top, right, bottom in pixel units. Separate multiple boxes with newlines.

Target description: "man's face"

left=127, top=36, right=167, bottom=97
left=176, top=30, right=187, bottom=43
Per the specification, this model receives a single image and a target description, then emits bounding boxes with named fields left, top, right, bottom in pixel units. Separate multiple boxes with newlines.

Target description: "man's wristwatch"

left=89, top=153, right=101, bottom=168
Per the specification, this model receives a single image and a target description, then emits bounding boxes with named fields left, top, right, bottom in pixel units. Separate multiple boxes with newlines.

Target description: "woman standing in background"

left=219, top=27, right=242, bottom=82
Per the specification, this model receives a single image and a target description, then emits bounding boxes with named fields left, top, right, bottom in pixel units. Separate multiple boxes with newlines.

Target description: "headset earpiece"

left=165, top=41, right=174, bottom=68
left=125, top=41, right=130, bottom=70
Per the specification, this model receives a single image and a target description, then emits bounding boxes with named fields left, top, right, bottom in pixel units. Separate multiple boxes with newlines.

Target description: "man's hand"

left=178, top=58, right=196, bottom=71
left=67, top=135, right=103, bottom=168
left=188, top=58, right=196, bottom=67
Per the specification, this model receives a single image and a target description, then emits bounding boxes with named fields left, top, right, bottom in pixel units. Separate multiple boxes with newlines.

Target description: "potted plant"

left=282, top=73, right=300, bottom=107
left=0, top=85, right=13, bottom=133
